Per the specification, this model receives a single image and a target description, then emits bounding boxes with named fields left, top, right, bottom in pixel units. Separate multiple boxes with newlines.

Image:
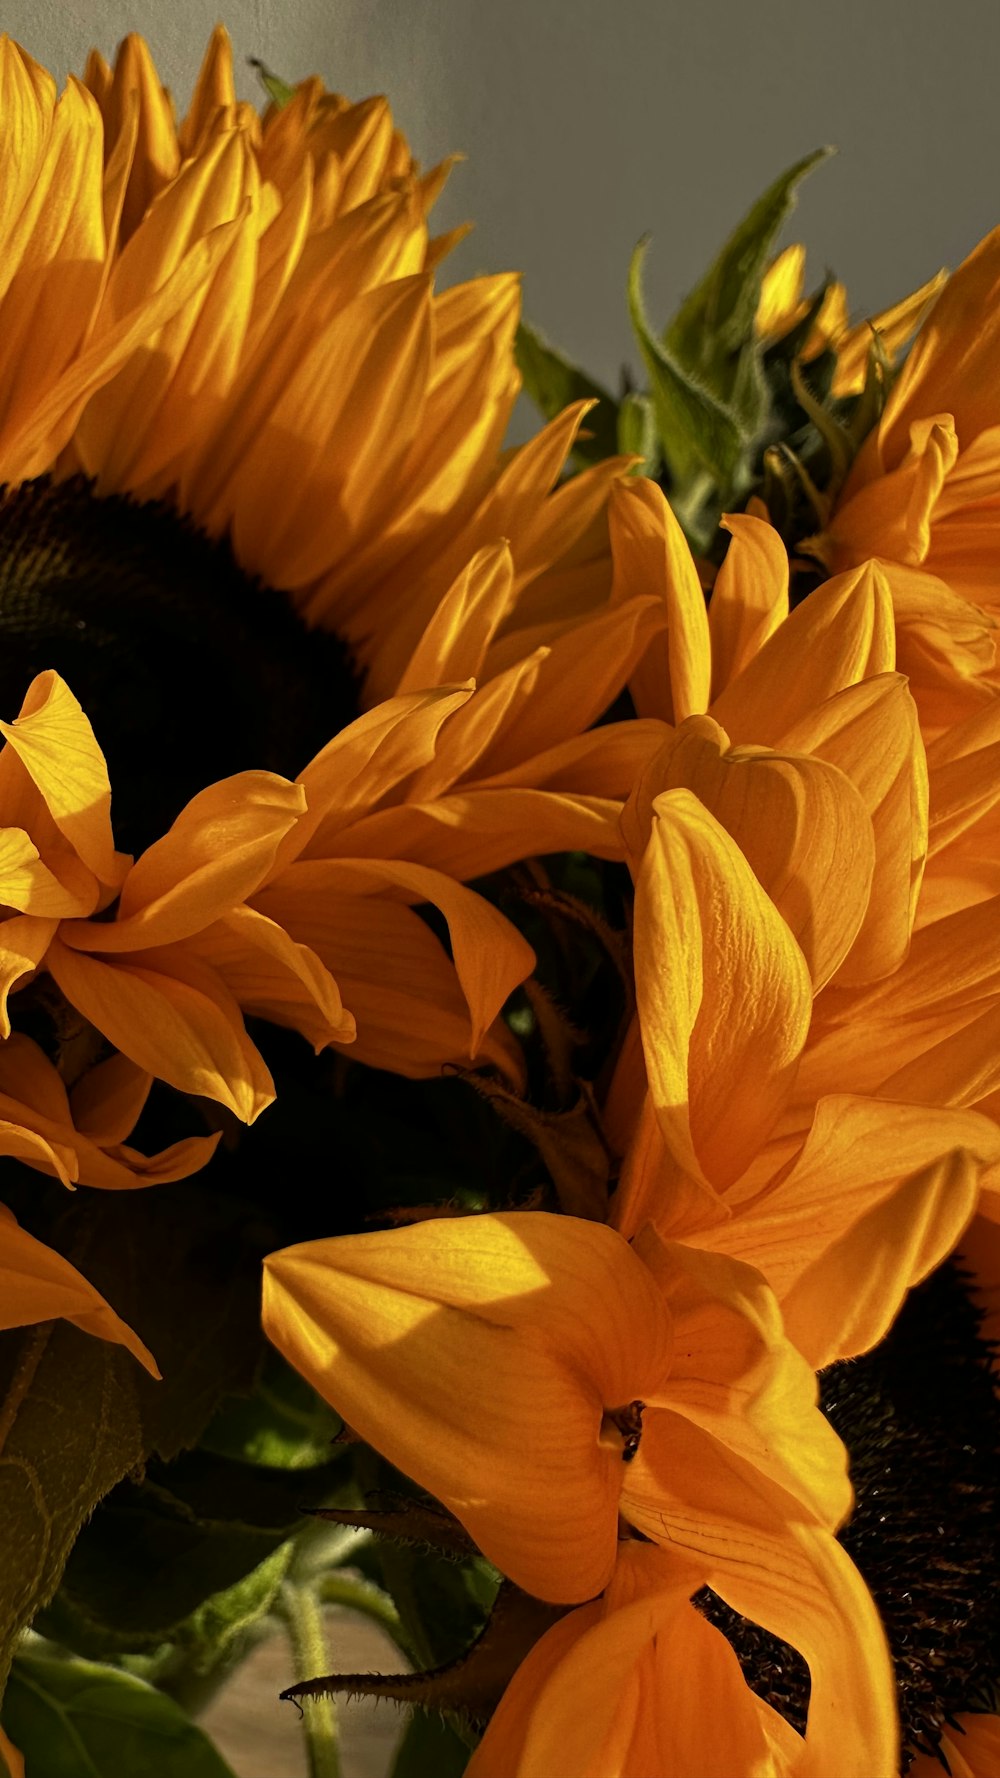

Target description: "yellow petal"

left=635, top=790, right=812, bottom=1192
left=395, top=543, right=515, bottom=693
left=649, top=715, right=875, bottom=990
left=186, top=904, right=355, bottom=1051
left=780, top=673, right=927, bottom=984
left=0, top=672, right=122, bottom=888
left=263, top=1212, right=674, bottom=1603
left=0, top=1203, right=157, bottom=1374
left=325, top=787, right=624, bottom=881
left=0, top=914, right=59, bottom=1038
left=295, top=857, right=534, bottom=1053
left=46, top=937, right=274, bottom=1124
left=782, top=1147, right=981, bottom=1368
left=693, top=1096, right=999, bottom=1365
left=707, top=514, right=790, bottom=699
left=63, top=771, right=306, bottom=953
left=609, top=478, right=710, bottom=723
left=710, top=560, right=895, bottom=744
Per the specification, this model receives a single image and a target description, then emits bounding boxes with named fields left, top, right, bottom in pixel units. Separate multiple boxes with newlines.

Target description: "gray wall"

left=9, top=0, right=1000, bottom=401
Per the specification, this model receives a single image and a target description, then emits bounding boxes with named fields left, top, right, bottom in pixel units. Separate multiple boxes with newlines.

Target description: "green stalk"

left=277, top=1582, right=341, bottom=1778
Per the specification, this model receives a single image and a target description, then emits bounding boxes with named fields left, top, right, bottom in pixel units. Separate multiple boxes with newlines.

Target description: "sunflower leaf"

left=617, top=391, right=661, bottom=477
left=515, top=321, right=620, bottom=465
left=39, top=1447, right=346, bottom=1654
left=628, top=239, right=748, bottom=493
left=391, top=1709, right=472, bottom=1777
left=1, top=1652, right=237, bottom=1778
left=247, top=57, right=296, bottom=109
left=0, top=1184, right=266, bottom=1691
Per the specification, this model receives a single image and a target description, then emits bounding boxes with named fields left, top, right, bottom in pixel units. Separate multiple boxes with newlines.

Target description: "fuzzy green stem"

left=317, top=1572, right=412, bottom=1660
left=278, top=1582, right=341, bottom=1778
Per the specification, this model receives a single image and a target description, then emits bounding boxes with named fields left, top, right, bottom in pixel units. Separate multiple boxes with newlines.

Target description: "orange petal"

left=0, top=913, right=58, bottom=1037
left=63, top=771, right=307, bottom=952
left=707, top=513, right=790, bottom=700
left=0, top=1203, right=157, bottom=1374
left=710, top=560, right=895, bottom=745
left=263, top=1212, right=674, bottom=1603
left=186, top=904, right=355, bottom=1051
left=0, top=671, right=122, bottom=888
left=648, top=715, right=875, bottom=991
left=609, top=478, right=710, bottom=723
left=634, top=790, right=812, bottom=1192
left=46, top=936, right=274, bottom=1123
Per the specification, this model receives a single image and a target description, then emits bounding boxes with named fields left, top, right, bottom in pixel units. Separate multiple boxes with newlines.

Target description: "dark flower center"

left=0, top=475, right=359, bottom=857
left=697, top=1261, right=1000, bottom=1769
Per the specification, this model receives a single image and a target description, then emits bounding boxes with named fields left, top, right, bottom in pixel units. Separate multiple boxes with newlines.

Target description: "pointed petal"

left=395, top=543, right=515, bottom=693
left=609, top=478, right=710, bottom=723
left=186, top=905, right=355, bottom=1051
left=707, top=514, right=790, bottom=699
left=711, top=561, right=895, bottom=744
left=0, top=1204, right=157, bottom=1374
left=649, top=715, right=875, bottom=990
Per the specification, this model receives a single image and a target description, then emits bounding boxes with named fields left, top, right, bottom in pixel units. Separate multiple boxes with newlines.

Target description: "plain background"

left=6, top=0, right=1000, bottom=406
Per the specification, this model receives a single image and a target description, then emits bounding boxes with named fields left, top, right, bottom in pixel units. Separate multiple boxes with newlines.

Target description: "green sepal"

left=616, top=391, right=661, bottom=477
left=282, top=1581, right=567, bottom=1728
left=628, top=238, right=748, bottom=496
left=515, top=321, right=620, bottom=465
left=248, top=57, right=296, bottom=109
left=1, top=1652, right=237, bottom=1778
left=666, top=148, right=833, bottom=365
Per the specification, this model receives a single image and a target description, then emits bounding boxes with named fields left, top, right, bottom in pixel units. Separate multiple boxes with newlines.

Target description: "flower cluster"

left=0, top=25, right=999, bottom=1778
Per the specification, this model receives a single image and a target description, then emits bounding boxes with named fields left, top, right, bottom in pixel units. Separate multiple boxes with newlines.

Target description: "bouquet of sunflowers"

left=0, top=26, right=998, bottom=1778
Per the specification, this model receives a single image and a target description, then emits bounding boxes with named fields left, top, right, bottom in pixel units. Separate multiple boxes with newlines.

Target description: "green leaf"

left=627, top=238, right=747, bottom=492
left=0, top=1183, right=267, bottom=1691
left=391, top=1710, right=471, bottom=1777
left=247, top=57, right=296, bottom=109
left=1, top=1652, right=237, bottom=1778
left=40, top=1448, right=346, bottom=1653
left=667, top=149, right=832, bottom=368
left=200, top=1347, right=342, bottom=1470
left=515, top=321, right=619, bottom=465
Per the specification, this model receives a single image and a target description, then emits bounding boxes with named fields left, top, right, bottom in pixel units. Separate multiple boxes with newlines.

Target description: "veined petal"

left=0, top=1203, right=157, bottom=1374
left=63, top=771, right=307, bottom=952
left=185, top=904, right=355, bottom=1051
left=263, top=1212, right=674, bottom=1603
left=297, top=857, right=534, bottom=1052
left=710, top=561, right=895, bottom=745
left=609, top=478, right=710, bottom=723
left=634, top=1232, right=852, bottom=1530
left=693, top=1096, right=1000, bottom=1366
left=470, top=1548, right=792, bottom=1778
left=782, top=1148, right=981, bottom=1368
left=251, top=884, right=522, bottom=1080
left=647, top=716, right=875, bottom=991
left=707, top=514, right=790, bottom=699
left=0, top=671, right=122, bottom=888
left=395, top=542, right=515, bottom=693
left=780, top=674, right=927, bottom=984
left=46, top=936, right=274, bottom=1123
left=318, top=788, right=624, bottom=880
left=635, top=790, right=812, bottom=1192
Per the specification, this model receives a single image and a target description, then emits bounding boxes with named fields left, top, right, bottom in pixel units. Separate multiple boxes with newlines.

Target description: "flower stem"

left=278, top=1581, right=341, bottom=1778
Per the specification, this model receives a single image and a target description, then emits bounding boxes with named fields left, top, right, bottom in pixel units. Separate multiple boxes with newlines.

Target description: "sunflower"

left=0, top=27, right=665, bottom=1112
left=594, top=477, right=1000, bottom=1767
